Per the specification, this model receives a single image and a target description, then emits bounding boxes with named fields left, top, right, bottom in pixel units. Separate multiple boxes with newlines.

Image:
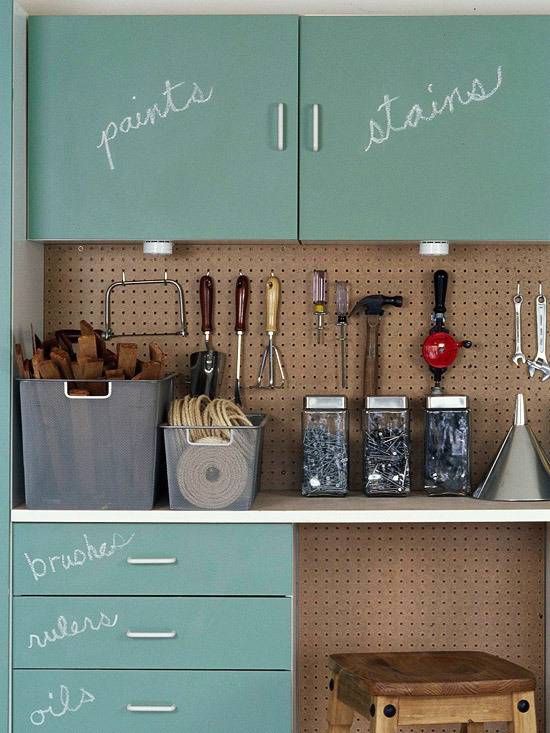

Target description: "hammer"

left=351, top=294, right=403, bottom=396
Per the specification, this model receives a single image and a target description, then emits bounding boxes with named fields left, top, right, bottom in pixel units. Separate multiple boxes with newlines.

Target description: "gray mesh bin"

left=19, top=376, right=174, bottom=509
left=162, top=414, right=267, bottom=510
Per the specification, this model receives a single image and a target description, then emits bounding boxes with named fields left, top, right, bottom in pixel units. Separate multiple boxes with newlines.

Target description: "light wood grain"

left=398, top=694, right=513, bottom=724
left=511, top=692, right=537, bottom=733
left=326, top=675, right=355, bottom=733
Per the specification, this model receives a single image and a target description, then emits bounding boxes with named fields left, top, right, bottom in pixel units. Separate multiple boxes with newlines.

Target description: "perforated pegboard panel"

left=298, top=523, right=545, bottom=733
left=44, top=242, right=550, bottom=491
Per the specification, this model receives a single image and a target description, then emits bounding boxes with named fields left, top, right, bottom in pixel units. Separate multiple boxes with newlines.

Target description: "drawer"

left=14, top=596, right=291, bottom=670
left=13, top=670, right=292, bottom=733
left=13, top=523, right=293, bottom=596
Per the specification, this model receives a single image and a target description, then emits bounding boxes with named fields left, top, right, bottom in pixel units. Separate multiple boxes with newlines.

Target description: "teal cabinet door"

left=299, top=16, right=550, bottom=241
left=28, top=16, right=298, bottom=240
left=14, top=596, right=292, bottom=670
left=13, top=670, right=292, bottom=733
left=13, top=523, right=294, bottom=596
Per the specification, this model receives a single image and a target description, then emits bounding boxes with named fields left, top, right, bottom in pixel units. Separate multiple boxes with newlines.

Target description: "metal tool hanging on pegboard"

left=102, top=270, right=187, bottom=340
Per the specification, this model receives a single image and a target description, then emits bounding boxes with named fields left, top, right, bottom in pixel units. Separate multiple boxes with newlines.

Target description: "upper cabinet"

left=28, top=15, right=550, bottom=242
left=299, top=16, right=550, bottom=241
left=27, top=16, right=298, bottom=241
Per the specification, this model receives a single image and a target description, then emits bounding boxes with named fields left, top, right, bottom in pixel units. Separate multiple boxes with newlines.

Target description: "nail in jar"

left=363, top=396, right=410, bottom=496
left=302, top=395, right=348, bottom=496
left=424, top=394, right=470, bottom=496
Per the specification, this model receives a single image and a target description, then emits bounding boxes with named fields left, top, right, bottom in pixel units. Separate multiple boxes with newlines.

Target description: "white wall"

left=19, top=0, right=550, bottom=15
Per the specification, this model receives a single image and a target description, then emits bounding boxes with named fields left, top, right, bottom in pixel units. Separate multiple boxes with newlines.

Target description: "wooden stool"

left=327, top=651, right=536, bottom=733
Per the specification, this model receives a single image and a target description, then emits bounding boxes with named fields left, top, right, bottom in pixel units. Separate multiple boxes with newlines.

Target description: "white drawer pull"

left=312, top=103, right=320, bottom=152
left=127, top=704, right=177, bottom=713
left=126, top=557, right=177, bottom=565
left=126, top=631, right=177, bottom=639
left=277, top=102, right=284, bottom=151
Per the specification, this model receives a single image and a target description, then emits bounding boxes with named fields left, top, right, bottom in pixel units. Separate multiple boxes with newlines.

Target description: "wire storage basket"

left=161, top=414, right=267, bottom=510
left=19, top=376, right=174, bottom=509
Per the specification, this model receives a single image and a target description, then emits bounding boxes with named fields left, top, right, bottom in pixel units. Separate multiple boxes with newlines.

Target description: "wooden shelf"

left=11, top=491, right=550, bottom=523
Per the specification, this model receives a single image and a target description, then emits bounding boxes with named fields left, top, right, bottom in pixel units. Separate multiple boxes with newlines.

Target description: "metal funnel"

left=474, top=394, right=550, bottom=501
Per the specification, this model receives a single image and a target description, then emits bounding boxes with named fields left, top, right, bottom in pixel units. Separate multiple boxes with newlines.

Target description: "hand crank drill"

left=351, top=294, right=403, bottom=397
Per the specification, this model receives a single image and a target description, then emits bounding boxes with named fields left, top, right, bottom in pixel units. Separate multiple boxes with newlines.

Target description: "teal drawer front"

left=13, top=670, right=292, bottom=733
left=14, top=596, right=291, bottom=670
left=13, top=523, right=293, bottom=596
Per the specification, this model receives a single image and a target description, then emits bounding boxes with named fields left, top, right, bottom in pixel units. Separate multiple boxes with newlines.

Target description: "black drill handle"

left=433, top=270, right=448, bottom=317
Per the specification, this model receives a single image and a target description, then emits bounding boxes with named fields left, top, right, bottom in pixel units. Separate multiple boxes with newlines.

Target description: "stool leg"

left=326, top=676, right=354, bottom=733
left=511, top=692, right=537, bottom=733
left=371, top=696, right=399, bottom=733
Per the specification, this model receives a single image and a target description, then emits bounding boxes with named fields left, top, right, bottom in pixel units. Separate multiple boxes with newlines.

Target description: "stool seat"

left=326, top=651, right=537, bottom=733
left=329, top=651, right=536, bottom=697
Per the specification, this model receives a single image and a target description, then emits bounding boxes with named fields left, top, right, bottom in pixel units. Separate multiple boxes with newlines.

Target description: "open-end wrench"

left=527, top=359, right=550, bottom=382
left=528, top=283, right=548, bottom=378
left=512, top=284, right=526, bottom=365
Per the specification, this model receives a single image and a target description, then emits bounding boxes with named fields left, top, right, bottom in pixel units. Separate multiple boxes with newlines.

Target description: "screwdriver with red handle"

left=234, top=272, right=249, bottom=406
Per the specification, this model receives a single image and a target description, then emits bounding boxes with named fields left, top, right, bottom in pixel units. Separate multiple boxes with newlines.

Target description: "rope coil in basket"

left=167, top=396, right=256, bottom=508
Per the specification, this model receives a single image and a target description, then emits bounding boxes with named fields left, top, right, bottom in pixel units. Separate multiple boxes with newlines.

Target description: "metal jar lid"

left=426, top=395, right=469, bottom=409
left=304, top=395, right=347, bottom=410
left=365, top=396, right=409, bottom=410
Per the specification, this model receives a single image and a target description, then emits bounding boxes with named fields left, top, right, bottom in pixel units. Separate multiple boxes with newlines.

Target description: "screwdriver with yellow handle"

left=313, top=269, right=328, bottom=345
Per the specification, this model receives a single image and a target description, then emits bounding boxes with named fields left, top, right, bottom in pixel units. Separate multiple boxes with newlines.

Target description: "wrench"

left=528, top=283, right=548, bottom=378
left=527, top=359, right=550, bottom=382
left=512, top=284, right=525, bottom=365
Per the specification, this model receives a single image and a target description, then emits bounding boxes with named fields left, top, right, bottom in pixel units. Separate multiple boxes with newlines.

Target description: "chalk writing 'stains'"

left=97, top=79, right=214, bottom=171
left=30, top=685, right=95, bottom=726
left=28, top=611, right=119, bottom=649
left=25, top=531, right=135, bottom=581
left=364, top=65, right=503, bottom=153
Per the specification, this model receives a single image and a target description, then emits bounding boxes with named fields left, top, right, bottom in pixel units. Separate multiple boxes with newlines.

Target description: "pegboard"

left=44, top=241, right=550, bottom=491
left=298, top=523, right=546, bottom=733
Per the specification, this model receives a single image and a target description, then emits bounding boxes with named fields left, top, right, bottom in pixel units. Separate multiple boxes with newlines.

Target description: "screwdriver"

left=313, top=269, right=328, bottom=345
left=335, top=280, right=349, bottom=388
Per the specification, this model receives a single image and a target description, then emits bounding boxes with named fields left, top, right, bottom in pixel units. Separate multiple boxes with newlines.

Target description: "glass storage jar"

left=363, top=396, right=410, bottom=496
left=302, top=395, right=348, bottom=496
left=424, top=394, right=470, bottom=496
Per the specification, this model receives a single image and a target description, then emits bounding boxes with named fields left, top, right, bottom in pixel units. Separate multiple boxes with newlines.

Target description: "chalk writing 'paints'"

left=30, top=685, right=95, bottom=726
left=364, top=66, right=503, bottom=153
left=97, top=79, right=214, bottom=171
left=28, top=611, right=119, bottom=649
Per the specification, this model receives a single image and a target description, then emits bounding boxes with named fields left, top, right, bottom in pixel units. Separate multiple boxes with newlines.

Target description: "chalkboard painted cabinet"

left=12, top=523, right=294, bottom=733
left=28, top=16, right=298, bottom=241
left=299, top=16, right=550, bottom=241
left=13, top=670, right=292, bottom=732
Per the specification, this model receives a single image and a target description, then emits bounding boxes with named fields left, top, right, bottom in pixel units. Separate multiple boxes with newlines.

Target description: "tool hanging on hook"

left=335, top=281, right=349, bottom=389
left=512, top=283, right=526, bottom=366
left=190, top=272, right=225, bottom=399
left=312, top=269, right=328, bottom=345
left=422, top=270, right=471, bottom=391
left=527, top=283, right=550, bottom=381
left=255, top=272, right=285, bottom=389
left=233, top=271, right=249, bottom=405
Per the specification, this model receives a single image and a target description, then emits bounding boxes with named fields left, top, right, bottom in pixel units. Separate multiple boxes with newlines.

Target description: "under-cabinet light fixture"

left=419, top=240, right=449, bottom=256
left=143, top=240, right=173, bottom=255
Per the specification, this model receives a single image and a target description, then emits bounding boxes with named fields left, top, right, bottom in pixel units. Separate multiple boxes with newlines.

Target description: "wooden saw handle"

left=199, top=273, right=214, bottom=334
left=365, top=314, right=380, bottom=397
left=265, top=274, right=281, bottom=334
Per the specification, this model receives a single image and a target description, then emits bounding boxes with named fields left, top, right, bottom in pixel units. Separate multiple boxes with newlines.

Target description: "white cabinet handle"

left=127, top=704, right=177, bottom=713
left=277, top=102, right=284, bottom=151
left=312, top=104, right=320, bottom=152
left=126, top=631, right=177, bottom=639
left=126, top=557, right=177, bottom=565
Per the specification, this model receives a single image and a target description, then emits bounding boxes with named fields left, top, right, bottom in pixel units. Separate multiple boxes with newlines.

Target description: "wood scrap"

left=149, top=342, right=167, bottom=372
left=15, top=344, right=30, bottom=379
left=105, top=369, right=125, bottom=379
left=133, top=361, right=161, bottom=380
left=79, top=360, right=103, bottom=380
left=31, top=348, right=45, bottom=379
left=50, top=348, right=74, bottom=379
left=78, top=335, right=97, bottom=362
left=117, top=343, right=138, bottom=378
left=68, top=388, right=90, bottom=396
left=35, top=359, right=61, bottom=379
